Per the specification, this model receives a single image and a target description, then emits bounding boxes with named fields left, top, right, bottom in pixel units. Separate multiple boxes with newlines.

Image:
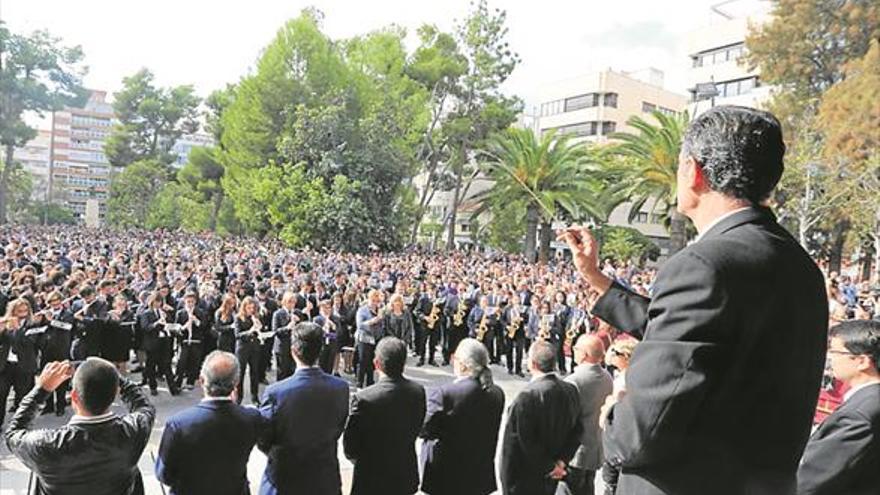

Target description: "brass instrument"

left=476, top=312, right=489, bottom=342
left=453, top=302, right=467, bottom=327
left=506, top=310, right=522, bottom=339
left=565, top=314, right=583, bottom=348
left=426, top=302, right=441, bottom=331
left=538, top=315, right=552, bottom=341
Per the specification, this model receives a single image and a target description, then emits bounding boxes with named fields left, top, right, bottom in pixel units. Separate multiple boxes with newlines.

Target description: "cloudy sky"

left=2, top=0, right=766, bottom=111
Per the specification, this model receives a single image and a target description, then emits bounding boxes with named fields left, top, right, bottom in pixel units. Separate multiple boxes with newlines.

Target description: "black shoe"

left=417, top=359, right=425, bottom=367
left=170, top=387, right=181, bottom=396
left=55, top=407, right=66, bottom=417
left=150, top=389, right=159, bottom=396
left=428, top=360, right=438, bottom=367
left=443, top=360, right=450, bottom=366
left=508, top=369, right=514, bottom=375
left=516, top=371, right=525, bottom=378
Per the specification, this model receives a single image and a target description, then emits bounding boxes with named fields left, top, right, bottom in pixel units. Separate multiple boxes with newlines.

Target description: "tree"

left=473, top=196, right=526, bottom=254
left=443, top=0, right=521, bottom=250
left=605, top=110, right=691, bottom=255
left=26, top=202, right=76, bottom=225
left=595, top=225, right=661, bottom=265
left=0, top=24, right=87, bottom=222
left=0, top=161, right=33, bottom=222
left=106, top=159, right=169, bottom=227
left=104, top=68, right=200, bottom=168
left=475, top=128, right=606, bottom=264
left=219, top=10, right=427, bottom=250
left=179, top=146, right=225, bottom=231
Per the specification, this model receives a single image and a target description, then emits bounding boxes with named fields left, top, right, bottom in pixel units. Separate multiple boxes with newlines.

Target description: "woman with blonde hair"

left=384, top=293, right=414, bottom=344
left=233, top=295, right=263, bottom=404
left=212, top=293, right=238, bottom=353
left=0, top=298, right=42, bottom=423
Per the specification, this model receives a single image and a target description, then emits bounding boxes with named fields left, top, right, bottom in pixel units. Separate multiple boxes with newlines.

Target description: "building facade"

left=47, top=90, right=115, bottom=224
left=685, top=0, right=772, bottom=116
left=13, top=129, right=52, bottom=202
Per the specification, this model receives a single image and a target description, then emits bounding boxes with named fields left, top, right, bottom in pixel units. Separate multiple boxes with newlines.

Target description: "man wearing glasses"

left=798, top=320, right=880, bottom=494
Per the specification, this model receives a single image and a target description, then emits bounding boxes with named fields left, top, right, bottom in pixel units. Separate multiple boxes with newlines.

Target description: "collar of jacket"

left=697, top=206, right=774, bottom=243
left=69, top=411, right=116, bottom=425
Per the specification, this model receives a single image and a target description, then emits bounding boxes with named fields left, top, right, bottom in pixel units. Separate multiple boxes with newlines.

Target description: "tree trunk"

left=538, top=220, right=553, bottom=265
left=668, top=209, right=689, bottom=254
left=209, top=192, right=223, bottom=232
left=445, top=147, right=466, bottom=251
left=0, top=145, right=15, bottom=224
left=828, top=220, right=850, bottom=275
left=410, top=154, right=440, bottom=244
left=524, top=203, right=539, bottom=263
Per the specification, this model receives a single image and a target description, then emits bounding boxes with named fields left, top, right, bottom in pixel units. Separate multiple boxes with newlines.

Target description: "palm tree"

left=606, top=110, right=691, bottom=254
left=474, top=127, right=608, bottom=264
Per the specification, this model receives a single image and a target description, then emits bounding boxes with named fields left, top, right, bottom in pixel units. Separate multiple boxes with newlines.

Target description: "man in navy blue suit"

left=258, top=322, right=350, bottom=495
left=156, top=350, right=264, bottom=495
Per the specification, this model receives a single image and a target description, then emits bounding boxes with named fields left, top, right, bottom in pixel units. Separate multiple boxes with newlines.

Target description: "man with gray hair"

left=156, top=350, right=264, bottom=495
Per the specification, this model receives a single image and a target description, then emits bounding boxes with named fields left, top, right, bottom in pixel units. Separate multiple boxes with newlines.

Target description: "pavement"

left=3, top=354, right=573, bottom=495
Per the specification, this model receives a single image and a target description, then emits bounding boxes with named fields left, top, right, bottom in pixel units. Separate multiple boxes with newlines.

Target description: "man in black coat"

left=420, top=338, right=505, bottom=495
left=343, top=337, right=426, bottom=495
left=156, top=351, right=265, bottom=495
left=500, top=339, right=582, bottom=495
left=559, top=106, right=828, bottom=495
left=797, top=320, right=880, bottom=495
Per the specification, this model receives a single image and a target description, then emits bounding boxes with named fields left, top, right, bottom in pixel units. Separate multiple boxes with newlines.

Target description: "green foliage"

left=476, top=127, right=606, bottom=263
left=0, top=23, right=87, bottom=222
left=594, top=225, right=660, bottom=265
left=25, top=202, right=77, bottom=225
left=105, top=68, right=200, bottom=167
left=475, top=198, right=526, bottom=254
left=106, top=159, right=170, bottom=228
left=1, top=162, right=34, bottom=222
left=605, top=110, right=691, bottom=254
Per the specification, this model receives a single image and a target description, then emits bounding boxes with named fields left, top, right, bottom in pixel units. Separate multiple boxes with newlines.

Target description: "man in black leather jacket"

left=4, top=358, right=156, bottom=495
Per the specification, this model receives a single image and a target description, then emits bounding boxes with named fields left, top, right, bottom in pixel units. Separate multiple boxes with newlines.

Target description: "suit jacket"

left=593, top=207, right=828, bottom=495
left=271, top=308, right=298, bottom=355
left=420, top=377, right=505, bottom=495
left=258, top=367, right=349, bottom=495
left=156, top=399, right=265, bottom=495
left=4, top=379, right=155, bottom=495
left=565, top=363, right=614, bottom=470
left=797, top=383, right=880, bottom=495
left=343, top=376, right=426, bottom=495
left=500, top=374, right=582, bottom=495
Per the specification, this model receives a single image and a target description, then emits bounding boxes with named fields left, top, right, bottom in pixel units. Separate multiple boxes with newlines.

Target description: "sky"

left=2, top=0, right=764, bottom=114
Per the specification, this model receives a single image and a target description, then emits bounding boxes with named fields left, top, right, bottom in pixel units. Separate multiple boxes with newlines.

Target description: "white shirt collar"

left=69, top=411, right=116, bottom=425
left=843, top=381, right=880, bottom=403
left=694, top=207, right=752, bottom=243
left=201, top=396, right=234, bottom=402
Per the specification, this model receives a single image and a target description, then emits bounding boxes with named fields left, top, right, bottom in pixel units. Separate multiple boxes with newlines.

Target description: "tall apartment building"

left=172, top=132, right=216, bottom=168
left=47, top=90, right=115, bottom=224
left=535, top=68, right=688, bottom=144
left=13, top=129, right=52, bottom=201
left=685, top=0, right=772, bottom=116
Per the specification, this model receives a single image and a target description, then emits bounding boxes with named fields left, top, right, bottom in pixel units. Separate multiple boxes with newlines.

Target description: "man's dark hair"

left=529, top=340, right=557, bottom=373
left=375, top=337, right=407, bottom=378
left=291, top=322, right=323, bottom=366
left=72, top=358, right=120, bottom=415
left=681, top=105, right=785, bottom=204
left=830, top=319, right=880, bottom=373
left=79, top=285, right=96, bottom=298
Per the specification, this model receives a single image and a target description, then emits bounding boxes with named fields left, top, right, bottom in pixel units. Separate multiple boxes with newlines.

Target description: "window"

left=658, top=107, right=677, bottom=116
left=564, top=94, right=596, bottom=112
left=601, top=121, right=616, bottom=135
left=635, top=212, right=649, bottom=223
left=541, top=99, right=565, bottom=117
left=552, top=122, right=596, bottom=137
left=603, top=93, right=618, bottom=108
left=642, top=102, right=657, bottom=113
left=692, top=42, right=746, bottom=68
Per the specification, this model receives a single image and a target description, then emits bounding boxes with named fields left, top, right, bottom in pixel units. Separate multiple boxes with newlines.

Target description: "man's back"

left=258, top=367, right=349, bottom=495
left=156, top=399, right=263, bottom=495
left=595, top=208, right=828, bottom=495
left=343, top=376, right=426, bottom=495
left=4, top=379, right=155, bottom=495
left=500, top=374, right=582, bottom=495
left=565, top=363, right=613, bottom=471
left=420, top=377, right=505, bottom=495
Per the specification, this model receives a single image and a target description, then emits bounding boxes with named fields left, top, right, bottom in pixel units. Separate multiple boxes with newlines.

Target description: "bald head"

left=200, top=350, right=240, bottom=397
left=574, top=334, right=605, bottom=365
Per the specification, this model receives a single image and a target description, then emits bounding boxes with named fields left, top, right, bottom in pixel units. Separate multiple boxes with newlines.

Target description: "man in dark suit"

left=343, top=337, right=426, bottom=495
left=797, top=320, right=880, bottom=494
left=559, top=106, right=829, bottom=495
left=564, top=334, right=613, bottom=495
left=156, top=350, right=264, bottom=495
left=500, top=340, right=582, bottom=495
left=173, top=291, right=207, bottom=390
left=5, top=358, right=155, bottom=495
left=420, top=338, right=505, bottom=495
left=258, top=322, right=349, bottom=495
left=272, top=291, right=301, bottom=381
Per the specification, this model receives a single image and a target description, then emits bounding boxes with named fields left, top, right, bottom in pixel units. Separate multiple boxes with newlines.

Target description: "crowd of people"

left=2, top=106, right=880, bottom=495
